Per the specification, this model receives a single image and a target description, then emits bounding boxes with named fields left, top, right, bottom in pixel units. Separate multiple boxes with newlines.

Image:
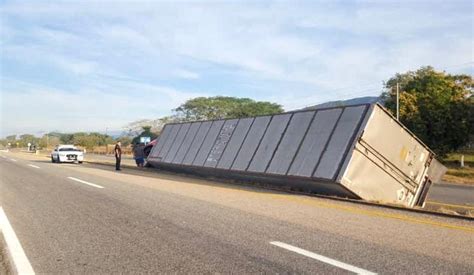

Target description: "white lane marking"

left=0, top=207, right=35, bottom=275
left=270, top=241, right=376, bottom=275
left=10, top=159, right=17, bottom=162
left=28, top=164, right=40, bottom=169
left=67, top=177, right=104, bottom=189
left=1, top=155, right=7, bottom=158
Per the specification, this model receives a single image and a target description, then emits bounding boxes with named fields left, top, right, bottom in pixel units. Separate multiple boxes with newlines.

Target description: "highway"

left=1, top=151, right=473, bottom=273
left=82, top=153, right=474, bottom=208
left=428, top=182, right=474, bottom=206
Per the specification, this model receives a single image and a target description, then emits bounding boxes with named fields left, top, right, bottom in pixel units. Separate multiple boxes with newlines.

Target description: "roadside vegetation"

left=442, top=149, right=474, bottom=185
left=0, top=67, right=472, bottom=184
left=0, top=97, right=283, bottom=151
left=382, top=67, right=473, bottom=185
left=382, top=66, right=472, bottom=157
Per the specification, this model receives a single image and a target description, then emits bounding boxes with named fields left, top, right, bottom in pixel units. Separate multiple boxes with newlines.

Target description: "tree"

left=18, top=134, right=39, bottom=147
left=38, top=134, right=60, bottom=148
left=173, top=96, right=284, bottom=121
left=116, top=136, right=132, bottom=147
left=72, top=132, right=113, bottom=149
left=382, top=66, right=473, bottom=156
left=60, top=133, right=74, bottom=144
left=124, top=117, right=172, bottom=136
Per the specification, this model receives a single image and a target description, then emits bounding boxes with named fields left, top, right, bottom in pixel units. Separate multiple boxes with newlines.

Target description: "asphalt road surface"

left=427, top=182, right=474, bottom=206
left=1, top=151, right=473, bottom=273
left=84, top=153, right=474, bottom=208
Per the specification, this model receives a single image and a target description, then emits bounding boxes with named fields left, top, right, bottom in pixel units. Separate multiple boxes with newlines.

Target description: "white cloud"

left=0, top=78, right=208, bottom=136
left=0, top=1, right=472, bottom=136
left=173, top=69, right=200, bottom=80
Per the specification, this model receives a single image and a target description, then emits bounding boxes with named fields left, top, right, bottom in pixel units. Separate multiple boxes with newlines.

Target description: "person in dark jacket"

left=133, top=143, right=145, bottom=168
left=114, top=141, right=122, bottom=171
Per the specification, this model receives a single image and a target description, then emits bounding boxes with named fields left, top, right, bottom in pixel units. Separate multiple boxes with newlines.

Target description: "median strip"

left=67, top=177, right=104, bottom=189
left=0, top=207, right=35, bottom=275
left=270, top=241, right=376, bottom=274
left=27, top=164, right=40, bottom=169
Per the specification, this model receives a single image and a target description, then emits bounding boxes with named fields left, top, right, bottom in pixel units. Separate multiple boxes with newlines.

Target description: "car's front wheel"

left=51, top=156, right=56, bottom=163
left=78, top=161, right=83, bottom=164
left=56, top=156, right=61, bottom=163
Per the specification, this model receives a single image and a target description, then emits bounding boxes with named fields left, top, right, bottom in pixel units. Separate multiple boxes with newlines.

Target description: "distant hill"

left=301, top=96, right=382, bottom=111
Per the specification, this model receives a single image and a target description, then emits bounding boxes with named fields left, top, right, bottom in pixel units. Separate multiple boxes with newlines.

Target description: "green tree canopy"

left=173, top=96, right=284, bottom=121
left=382, top=66, right=473, bottom=156
left=71, top=132, right=113, bottom=149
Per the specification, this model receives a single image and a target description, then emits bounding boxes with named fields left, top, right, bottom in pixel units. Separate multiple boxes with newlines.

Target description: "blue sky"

left=0, top=0, right=472, bottom=136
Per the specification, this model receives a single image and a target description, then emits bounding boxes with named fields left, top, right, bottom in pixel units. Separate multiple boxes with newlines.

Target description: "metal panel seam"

left=149, top=124, right=170, bottom=158
left=166, top=123, right=192, bottom=163
left=160, top=124, right=182, bottom=159
left=214, top=119, right=242, bottom=168
left=244, top=116, right=274, bottom=172
left=284, top=110, right=318, bottom=176
left=264, top=113, right=294, bottom=173
left=172, top=122, right=200, bottom=163
left=228, top=117, right=256, bottom=170
left=202, top=120, right=226, bottom=167
left=335, top=104, right=374, bottom=183
left=310, top=107, right=345, bottom=179
left=189, top=122, right=213, bottom=165
left=331, top=105, right=370, bottom=181
left=176, top=122, right=202, bottom=164
left=162, top=103, right=371, bottom=127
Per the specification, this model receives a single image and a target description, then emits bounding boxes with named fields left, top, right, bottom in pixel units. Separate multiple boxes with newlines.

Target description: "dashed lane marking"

left=67, top=177, right=104, bottom=189
left=270, top=241, right=376, bottom=275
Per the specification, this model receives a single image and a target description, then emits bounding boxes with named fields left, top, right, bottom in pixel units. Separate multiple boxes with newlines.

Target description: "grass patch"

left=443, top=167, right=474, bottom=185
left=445, top=152, right=474, bottom=165
left=442, top=149, right=474, bottom=185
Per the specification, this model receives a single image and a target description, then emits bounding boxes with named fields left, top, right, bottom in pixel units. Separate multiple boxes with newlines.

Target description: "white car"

left=51, top=145, right=84, bottom=163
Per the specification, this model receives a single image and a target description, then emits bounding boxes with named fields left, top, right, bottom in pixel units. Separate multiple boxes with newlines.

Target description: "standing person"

left=114, top=141, right=122, bottom=171
left=133, top=142, right=146, bottom=168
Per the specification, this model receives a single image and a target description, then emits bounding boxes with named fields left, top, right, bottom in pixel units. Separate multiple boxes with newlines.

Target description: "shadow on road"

left=31, top=158, right=285, bottom=196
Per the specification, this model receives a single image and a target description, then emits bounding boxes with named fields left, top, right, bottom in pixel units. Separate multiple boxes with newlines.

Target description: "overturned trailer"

left=147, top=103, right=446, bottom=208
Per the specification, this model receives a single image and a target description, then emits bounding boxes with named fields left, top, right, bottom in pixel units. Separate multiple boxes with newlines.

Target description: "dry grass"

left=442, top=149, right=474, bottom=185
left=443, top=167, right=474, bottom=185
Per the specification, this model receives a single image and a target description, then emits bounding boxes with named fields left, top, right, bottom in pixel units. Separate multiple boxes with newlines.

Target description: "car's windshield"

left=59, top=148, right=80, bottom=151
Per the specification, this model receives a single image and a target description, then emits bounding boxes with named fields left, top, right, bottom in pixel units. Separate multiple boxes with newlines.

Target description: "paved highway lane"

left=1, top=152, right=473, bottom=273
left=428, top=182, right=474, bottom=206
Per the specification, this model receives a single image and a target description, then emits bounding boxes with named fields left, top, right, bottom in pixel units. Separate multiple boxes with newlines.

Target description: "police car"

left=51, top=145, right=84, bottom=164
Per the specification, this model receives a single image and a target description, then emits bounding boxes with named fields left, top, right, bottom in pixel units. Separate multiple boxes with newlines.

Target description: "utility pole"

left=396, top=82, right=400, bottom=120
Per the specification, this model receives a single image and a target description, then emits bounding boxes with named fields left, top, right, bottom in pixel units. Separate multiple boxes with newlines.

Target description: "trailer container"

left=147, top=103, right=446, bottom=207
